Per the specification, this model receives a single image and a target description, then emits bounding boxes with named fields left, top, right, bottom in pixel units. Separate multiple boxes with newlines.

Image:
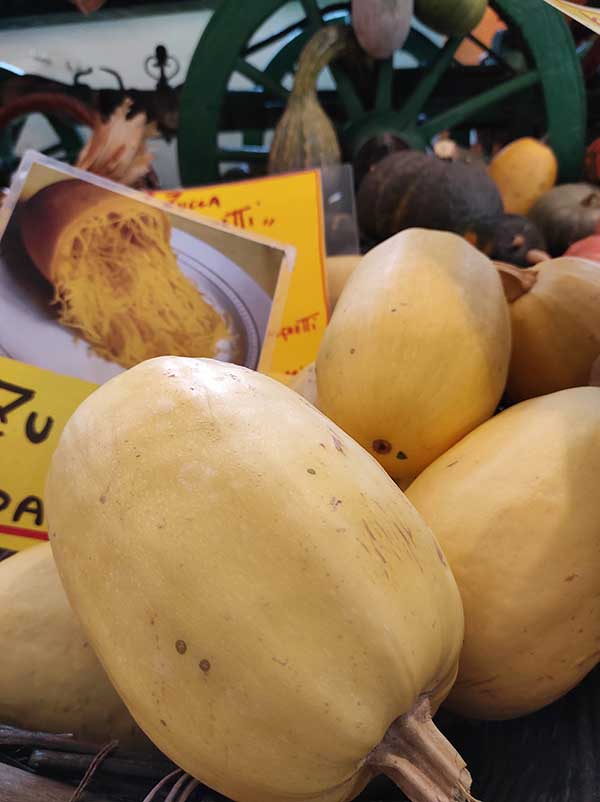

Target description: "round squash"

left=473, top=213, right=548, bottom=266
left=498, top=257, right=600, bottom=402
left=326, top=254, right=362, bottom=312
left=488, top=137, right=558, bottom=216
left=316, top=228, right=511, bottom=485
left=46, top=356, right=471, bottom=802
left=528, top=183, right=600, bottom=256
left=414, top=0, right=487, bottom=37
left=584, top=136, right=600, bottom=185
left=0, top=543, right=152, bottom=751
left=352, top=0, right=413, bottom=59
left=406, top=387, right=600, bottom=719
left=291, top=362, right=318, bottom=405
left=565, top=234, right=600, bottom=261
left=357, top=150, right=504, bottom=244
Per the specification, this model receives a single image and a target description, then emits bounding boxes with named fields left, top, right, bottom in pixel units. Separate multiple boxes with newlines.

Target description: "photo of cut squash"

left=18, top=180, right=239, bottom=369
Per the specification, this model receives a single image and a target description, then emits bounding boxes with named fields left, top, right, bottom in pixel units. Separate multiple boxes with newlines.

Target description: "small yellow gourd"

left=488, top=137, right=558, bottom=215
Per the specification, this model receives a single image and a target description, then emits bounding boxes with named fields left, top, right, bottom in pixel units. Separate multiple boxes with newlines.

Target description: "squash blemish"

left=396, top=451, right=407, bottom=460
left=307, top=468, right=316, bottom=475
left=373, top=440, right=392, bottom=455
left=199, top=660, right=211, bottom=673
left=175, top=640, right=187, bottom=655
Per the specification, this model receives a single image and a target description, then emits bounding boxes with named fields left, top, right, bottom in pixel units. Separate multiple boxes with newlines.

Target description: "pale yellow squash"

left=290, top=361, right=318, bottom=405
left=316, top=228, right=511, bottom=484
left=0, top=543, right=152, bottom=751
left=47, top=356, right=470, bottom=802
left=488, top=137, right=558, bottom=215
left=500, top=257, right=600, bottom=402
left=407, top=387, right=600, bottom=720
left=326, top=254, right=362, bottom=313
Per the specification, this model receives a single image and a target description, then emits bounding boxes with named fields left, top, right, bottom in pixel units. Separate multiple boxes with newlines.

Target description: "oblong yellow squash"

left=316, top=229, right=511, bottom=485
left=47, top=356, right=469, bottom=802
left=406, top=387, right=600, bottom=719
left=488, top=137, right=558, bottom=215
left=0, top=543, right=151, bottom=751
left=291, top=361, right=318, bottom=405
left=501, top=257, right=600, bottom=402
left=326, top=254, right=362, bottom=313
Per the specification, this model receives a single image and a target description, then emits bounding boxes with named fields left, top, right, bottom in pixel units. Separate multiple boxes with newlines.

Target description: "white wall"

left=0, top=9, right=214, bottom=186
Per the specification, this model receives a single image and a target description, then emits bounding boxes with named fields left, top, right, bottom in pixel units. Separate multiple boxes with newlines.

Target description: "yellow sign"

left=0, top=357, right=96, bottom=550
left=155, top=169, right=328, bottom=382
left=542, top=0, right=600, bottom=32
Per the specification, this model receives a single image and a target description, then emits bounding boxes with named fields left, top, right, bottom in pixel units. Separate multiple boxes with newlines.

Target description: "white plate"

left=0, top=222, right=271, bottom=383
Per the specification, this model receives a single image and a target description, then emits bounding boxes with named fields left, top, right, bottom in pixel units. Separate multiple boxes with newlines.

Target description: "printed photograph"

left=0, top=154, right=292, bottom=384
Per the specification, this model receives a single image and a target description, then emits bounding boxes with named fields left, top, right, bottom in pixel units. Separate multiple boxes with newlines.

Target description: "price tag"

left=542, top=0, right=600, bottom=32
left=0, top=357, right=96, bottom=550
left=155, top=169, right=330, bottom=381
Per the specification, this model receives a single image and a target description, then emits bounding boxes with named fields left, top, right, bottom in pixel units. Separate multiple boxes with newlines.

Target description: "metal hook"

left=98, top=66, right=125, bottom=90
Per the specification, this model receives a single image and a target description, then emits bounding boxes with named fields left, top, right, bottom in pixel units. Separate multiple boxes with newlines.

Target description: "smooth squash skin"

left=291, top=361, right=318, bottom=406
left=406, top=387, right=600, bottom=720
left=488, top=137, right=558, bottom=216
left=503, top=257, right=600, bottom=402
left=46, top=357, right=468, bottom=802
left=0, top=543, right=152, bottom=751
left=316, top=229, right=511, bottom=485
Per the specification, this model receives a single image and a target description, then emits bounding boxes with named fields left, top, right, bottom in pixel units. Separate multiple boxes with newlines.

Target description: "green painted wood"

left=419, top=68, right=541, bottom=140
left=491, top=0, right=586, bottom=181
left=177, top=0, right=586, bottom=184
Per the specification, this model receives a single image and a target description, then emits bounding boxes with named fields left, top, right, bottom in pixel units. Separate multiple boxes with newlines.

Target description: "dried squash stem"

left=367, top=698, right=479, bottom=802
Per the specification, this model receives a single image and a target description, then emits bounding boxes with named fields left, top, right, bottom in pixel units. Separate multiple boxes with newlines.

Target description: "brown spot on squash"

left=331, top=433, right=344, bottom=453
left=565, top=574, right=579, bottom=582
left=372, top=439, right=392, bottom=455
left=307, top=468, right=316, bottom=475
left=199, top=659, right=211, bottom=672
left=175, top=640, right=187, bottom=654
left=99, top=495, right=107, bottom=504
left=160, top=719, right=167, bottom=727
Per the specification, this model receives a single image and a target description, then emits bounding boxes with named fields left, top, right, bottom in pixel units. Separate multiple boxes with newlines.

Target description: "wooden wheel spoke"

left=234, top=58, right=290, bottom=100
left=375, top=58, right=394, bottom=112
left=400, top=36, right=462, bottom=124
left=419, top=68, right=540, bottom=140
left=467, top=33, right=517, bottom=74
left=331, top=65, right=365, bottom=120
left=300, top=0, right=324, bottom=29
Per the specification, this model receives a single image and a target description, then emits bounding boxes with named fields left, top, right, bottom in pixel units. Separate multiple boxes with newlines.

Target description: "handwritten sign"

left=155, top=169, right=328, bottom=381
left=0, top=357, right=96, bottom=550
left=542, top=0, right=600, bottom=32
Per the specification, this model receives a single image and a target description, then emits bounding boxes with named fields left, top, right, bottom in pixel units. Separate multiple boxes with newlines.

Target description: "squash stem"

left=494, top=261, right=539, bottom=303
left=367, top=698, right=479, bottom=802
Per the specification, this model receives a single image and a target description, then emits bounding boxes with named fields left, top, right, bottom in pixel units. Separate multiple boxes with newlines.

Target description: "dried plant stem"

left=141, top=768, right=183, bottom=802
left=68, top=740, right=119, bottom=802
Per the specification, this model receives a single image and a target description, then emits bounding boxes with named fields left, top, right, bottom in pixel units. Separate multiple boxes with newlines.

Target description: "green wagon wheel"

left=178, top=0, right=585, bottom=186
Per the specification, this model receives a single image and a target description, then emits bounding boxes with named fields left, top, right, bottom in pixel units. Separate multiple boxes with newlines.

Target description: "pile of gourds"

left=3, top=220, right=600, bottom=802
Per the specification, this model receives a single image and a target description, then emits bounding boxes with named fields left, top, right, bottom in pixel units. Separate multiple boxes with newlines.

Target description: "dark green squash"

left=357, top=149, right=504, bottom=242
left=474, top=214, right=548, bottom=267
left=528, top=183, right=600, bottom=256
left=414, top=0, right=487, bottom=37
left=268, top=25, right=353, bottom=174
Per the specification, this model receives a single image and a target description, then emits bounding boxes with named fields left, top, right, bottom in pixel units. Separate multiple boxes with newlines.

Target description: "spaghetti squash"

left=20, top=180, right=237, bottom=368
